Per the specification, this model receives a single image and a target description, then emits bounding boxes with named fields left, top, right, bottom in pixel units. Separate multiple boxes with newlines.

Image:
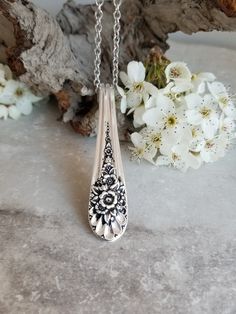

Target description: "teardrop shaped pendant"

left=88, top=84, right=128, bottom=241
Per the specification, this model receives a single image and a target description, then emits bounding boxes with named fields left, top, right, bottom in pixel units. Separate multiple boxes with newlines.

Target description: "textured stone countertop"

left=0, top=42, right=236, bottom=314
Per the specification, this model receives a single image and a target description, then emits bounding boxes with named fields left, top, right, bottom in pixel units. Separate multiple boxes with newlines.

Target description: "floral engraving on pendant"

left=89, top=123, right=128, bottom=241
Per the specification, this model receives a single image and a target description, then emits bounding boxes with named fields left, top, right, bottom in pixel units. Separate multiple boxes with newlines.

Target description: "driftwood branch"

left=0, top=0, right=236, bottom=136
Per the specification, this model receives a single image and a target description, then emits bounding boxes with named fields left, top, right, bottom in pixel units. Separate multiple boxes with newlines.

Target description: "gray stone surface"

left=0, top=42, right=236, bottom=314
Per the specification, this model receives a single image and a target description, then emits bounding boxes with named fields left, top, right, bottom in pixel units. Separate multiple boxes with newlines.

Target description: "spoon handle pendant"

left=88, top=84, right=128, bottom=241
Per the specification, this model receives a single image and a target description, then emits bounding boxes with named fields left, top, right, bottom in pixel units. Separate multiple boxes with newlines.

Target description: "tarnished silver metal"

left=90, top=1, right=127, bottom=241
left=88, top=85, right=128, bottom=241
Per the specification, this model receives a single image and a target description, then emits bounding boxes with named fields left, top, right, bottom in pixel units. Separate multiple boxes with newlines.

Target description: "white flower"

left=165, top=62, right=192, bottom=82
left=164, top=62, right=193, bottom=93
left=160, top=82, right=187, bottom=107
left=219, top=114, right=235, bottom=135
left=119, top=59, right=235, bottom=171
left=191, top=72, right=216, bottom=94
left=198, top=135, right=229, bottom=163
left=143, top=94, right=181, bottom=131
left=157, top=142, right=201, bottom=171
left=156, top=127, right=202, bottom=171
left=188, top=125, right=205, bottom=152
left=129, top=132, right=156, bottom=163
left=208, top=81, right=236, bottom=119
left=0, top=104, right=8, bottom=120
left=0, top=80, right=42, bottom=116
left=140, top=127, right=162, bottom=154
left=118, top=61, right=158, bottom=113
left=117, top=89, right=146, bottom=127
left=156, top=144, right=187, bottom=171
left=8, top=105, right=21, bottom=120
left=185, top=93, right=219, bottom=139
left=157, top=146, right=202, bottom=171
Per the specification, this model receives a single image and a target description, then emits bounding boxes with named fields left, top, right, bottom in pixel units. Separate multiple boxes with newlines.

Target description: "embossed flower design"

left=104, top=146, right=112, bottom=156
left=99, top=190, right=118, bottom=211
left=90, top=177, right=121, bottom=217
left=102, top=173, right=118, bottom=188
left=89, top=165, right=128, bottom=240
left=89, top=123, right=128, bottom=241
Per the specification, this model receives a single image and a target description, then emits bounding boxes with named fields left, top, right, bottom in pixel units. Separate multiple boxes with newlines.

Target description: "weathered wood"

left=0, top=0, right=236, bottom=136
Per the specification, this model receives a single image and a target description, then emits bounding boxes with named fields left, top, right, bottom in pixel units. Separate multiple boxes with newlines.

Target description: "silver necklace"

left=88, top=0, right=128, bottom=241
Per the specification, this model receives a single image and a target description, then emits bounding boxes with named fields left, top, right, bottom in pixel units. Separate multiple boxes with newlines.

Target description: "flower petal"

left=171, top=80, right=193, bottom=93
left=143, top=107, right=164, bottom=128
left=25, top=90, right=42, bottom=104
left=145, top=96, right=156, bottom=109
left=200, top=150, right=212, bottom=163
left=143, top=145, right=157, bottom=162
left=186, top=153, right=202, bottom=169
left=220, top=116, right=235, bottom=134
left=127, top=61, right=145, bottom=83
left=185, top=109, right=202, bottom=125
left=0, top=80, right=21, bottom=104
left=0, top=92, right=15, bottom=105
left=0, top=104, right=8, bottom=120
left=185, top=93, right=202, bottom=109
left=156, top=155, right=171, bottom=166
left=120, top=96, right=127, bottom=114
left=201, top=116, right=219, bottom=139
left=16, top=98, right=33, bottom=115
left=133, top=105, right=145, bottom=128
left=202, top=93, right=217, bottom=109
left=222, top=102, right=236, bottom=119
left=8, top=105, right=21, bottom=120
left=117, top=86, right=128, bottom=113
left=120, top=71, right=131, bottom=88
left=130, top=132, right=145, bottom=148
left=196, top=81, right=206, bottom=94
left=197, top=72, right=216, bottom=82
left=126, top=91, right=142, bottom=109
left=173, top=143, right=188, bottom=157
left=155, top=94, right=175, bottom=115
left=117, top=85, right=125, bottom=97
left=160, top=130, right=178, bottom=155
left=143, top=81, right=159, bottom=96
left=208, top=81, right=227, bottom=98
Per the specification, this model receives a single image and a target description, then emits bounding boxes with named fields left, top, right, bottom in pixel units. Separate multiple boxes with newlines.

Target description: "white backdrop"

left=32, top=0, right=236, bottom=50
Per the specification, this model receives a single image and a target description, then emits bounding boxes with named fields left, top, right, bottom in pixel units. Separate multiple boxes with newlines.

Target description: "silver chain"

left=94, top=0, right=122, bottom=90
left=112, top=0, right=122, bottom=86
left=94, top=0, right=105, bottom=90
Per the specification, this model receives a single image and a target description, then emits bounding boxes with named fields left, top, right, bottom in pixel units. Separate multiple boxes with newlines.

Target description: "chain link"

left=94, top=0, right=105, bottom=90
left=94, top=0, right=122, bottom=89
left=112, top=0, right=122, bottom=86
